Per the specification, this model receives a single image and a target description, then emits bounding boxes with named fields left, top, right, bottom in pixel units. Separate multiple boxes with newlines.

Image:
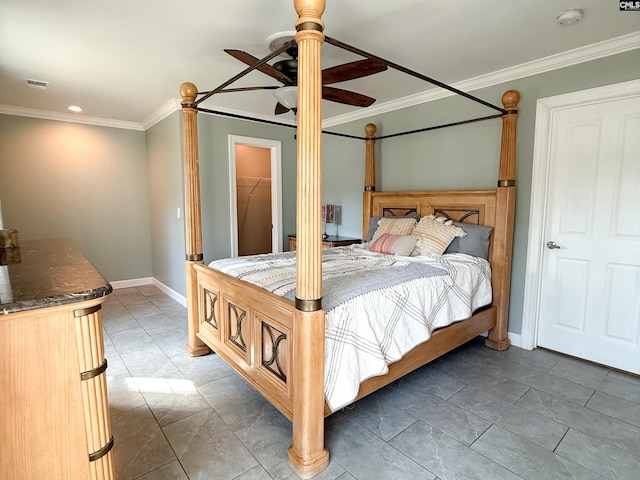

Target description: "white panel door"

left=537, top=97, right=640, bottom=374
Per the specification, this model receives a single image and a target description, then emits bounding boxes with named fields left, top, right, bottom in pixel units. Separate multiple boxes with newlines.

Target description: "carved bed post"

left=288, top=0, right=330, bottom=478
left=362, top=123, right=377, bottom=237
left=485, top=89, right=520, bottom=351
left=180, top=82, right=210, bottom=357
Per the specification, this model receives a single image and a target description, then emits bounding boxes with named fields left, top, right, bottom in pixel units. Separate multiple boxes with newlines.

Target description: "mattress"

left=209, top=245, right=492, bottom=411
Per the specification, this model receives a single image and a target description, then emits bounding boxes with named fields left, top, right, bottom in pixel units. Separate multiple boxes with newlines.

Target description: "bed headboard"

left=363, top=189, right=497, bottom=229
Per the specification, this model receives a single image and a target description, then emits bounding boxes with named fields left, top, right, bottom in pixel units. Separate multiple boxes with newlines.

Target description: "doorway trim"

left=521, top=79, right=640, bottom=350
left=228, top=135, right=283, bottom=257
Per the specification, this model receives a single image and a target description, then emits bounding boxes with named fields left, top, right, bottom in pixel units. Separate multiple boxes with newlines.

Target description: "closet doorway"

left=228, top=135, right=282, bottom=257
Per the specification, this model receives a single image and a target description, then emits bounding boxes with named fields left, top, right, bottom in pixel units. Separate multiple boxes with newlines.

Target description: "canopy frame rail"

left=189, top=33, right=509, bottom=136
left=195, top=106, right=505, bottom=142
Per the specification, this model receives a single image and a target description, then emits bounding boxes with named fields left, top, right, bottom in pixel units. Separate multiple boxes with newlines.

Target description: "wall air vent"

left=25, top=79, right=49, bottom=90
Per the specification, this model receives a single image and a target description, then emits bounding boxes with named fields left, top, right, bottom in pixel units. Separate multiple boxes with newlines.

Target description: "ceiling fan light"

left=273, top=86, right=298, bottom=109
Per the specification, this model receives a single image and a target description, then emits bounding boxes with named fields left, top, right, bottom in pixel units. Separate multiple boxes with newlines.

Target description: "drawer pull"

left=89, top=436, right=114, bottom=462
left=80, top=359, right=108, bottom=381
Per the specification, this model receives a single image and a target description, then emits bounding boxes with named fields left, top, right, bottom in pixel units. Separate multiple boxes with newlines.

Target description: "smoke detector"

left=557, top=9, right=583, bottom=26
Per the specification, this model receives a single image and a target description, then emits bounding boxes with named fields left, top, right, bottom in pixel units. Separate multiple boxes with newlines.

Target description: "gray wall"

left=0, top=114, right=152, bottom=281
left=324, top=48, right=640, bottom=336
left=146, top=110, right=186, bottom=294
left=196, top=114, right=297, bottom=264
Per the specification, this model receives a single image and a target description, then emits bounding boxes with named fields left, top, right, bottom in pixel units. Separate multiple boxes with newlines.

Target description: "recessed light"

left=68, top=105, right=83, bottom=113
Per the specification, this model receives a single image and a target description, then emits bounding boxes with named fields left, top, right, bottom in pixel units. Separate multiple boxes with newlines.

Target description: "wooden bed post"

left=288, top=0, right=330, bottom=478
left=180, top=82, right=210, bottom=357
left=362, top=123, right=377, bottom=237
left=485, top=89, right=520, bottom=351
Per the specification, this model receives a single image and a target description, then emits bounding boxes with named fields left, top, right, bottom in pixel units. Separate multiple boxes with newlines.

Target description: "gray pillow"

left=445, top=222, right=493, bottom=259
left=364, top=214, right=419, bottom=242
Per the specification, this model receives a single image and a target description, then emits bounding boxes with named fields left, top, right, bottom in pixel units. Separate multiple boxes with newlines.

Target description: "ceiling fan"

left=224, top=33, right=388, bottom=115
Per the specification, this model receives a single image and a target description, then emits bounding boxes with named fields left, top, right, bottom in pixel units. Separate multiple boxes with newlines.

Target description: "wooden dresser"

left=288, top=235, right=361, bottom=251
left=0, top=239, right=114, bottom=480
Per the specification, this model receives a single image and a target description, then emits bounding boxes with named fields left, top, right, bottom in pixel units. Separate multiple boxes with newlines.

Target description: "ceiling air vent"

left=26, top=79, right=49, bottom=90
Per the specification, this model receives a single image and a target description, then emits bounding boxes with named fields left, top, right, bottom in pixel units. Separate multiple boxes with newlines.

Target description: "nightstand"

left=288, top=235, right=361, bottom=251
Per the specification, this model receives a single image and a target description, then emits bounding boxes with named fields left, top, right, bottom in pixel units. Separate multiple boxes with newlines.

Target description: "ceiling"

left=1, top=1, right=638, bottom=129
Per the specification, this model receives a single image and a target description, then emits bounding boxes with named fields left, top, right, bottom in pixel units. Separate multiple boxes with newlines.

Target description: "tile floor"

left=104, top=286, right=640, bottom=480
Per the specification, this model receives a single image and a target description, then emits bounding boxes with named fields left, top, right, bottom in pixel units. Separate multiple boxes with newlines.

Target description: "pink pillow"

left=370, top=234, right=418, bottom=256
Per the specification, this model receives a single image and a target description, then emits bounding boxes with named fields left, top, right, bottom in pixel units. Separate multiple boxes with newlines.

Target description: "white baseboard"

left=508, top=332, right=523, bottom=349
left=151, top=278, right=187, bottom=307
left=109, top=277, right=153, bottom=289
left=110, top=277, right=187, bottom=307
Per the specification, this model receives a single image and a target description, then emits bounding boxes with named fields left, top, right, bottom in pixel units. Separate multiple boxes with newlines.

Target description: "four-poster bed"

left=179, top=1, right=519, bottom=477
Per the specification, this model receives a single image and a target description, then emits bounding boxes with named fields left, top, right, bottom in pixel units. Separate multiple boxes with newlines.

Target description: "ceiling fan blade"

left=322, top=59, right=387, bottom=85
left=275, top=102, right=290, bottom=115
left=322, top=86, right=376, bottom=107
left=224, top=49, right=294, bottom=84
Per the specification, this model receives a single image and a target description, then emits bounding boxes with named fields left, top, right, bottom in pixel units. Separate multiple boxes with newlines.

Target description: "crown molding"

left=141, top=98, right=181, bottom=130
left=0, top=104, right=145, bottom=131
left=322, top=32, right=640, bottom=128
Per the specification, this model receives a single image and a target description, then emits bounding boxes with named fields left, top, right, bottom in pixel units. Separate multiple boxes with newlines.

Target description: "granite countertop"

left=0, top=238, right=112, bottom=315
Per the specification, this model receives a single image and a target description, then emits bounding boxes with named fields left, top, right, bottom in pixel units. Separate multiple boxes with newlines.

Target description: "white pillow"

left=370, top=217, right=417, bottom=243
left=411, top=215, right=466, bottom=255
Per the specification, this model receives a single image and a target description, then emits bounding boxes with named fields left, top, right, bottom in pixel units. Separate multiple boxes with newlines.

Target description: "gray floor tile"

left=235, top=406, right=346, bottom=480
left=109, top=326, right=157, bottom=355
left=138, top=377, right=211, bottom=427
left=233, top=465, right=275, bottom=480
left=472, top=425, right=605, bottom=480
left=120, top=344, right=184, bottom=379
left=198, top=374, right=277, bottom=432
left=345, top=394, right=418, bottom=441
left=448, top=386, right=567, bottom=450
left=606, top=369, right=640, bottom=387
left=433, top=356, right=531, bottom=403
left=549, top=361, right=640, bottom=403
left=326, top=416, right=436, bottom=480
left=555, top=428, right=640, bottom=480
left=102, top=313, right=141, bottom=335
left=107, top=372, right=147, bottom=415
left=395, top=363, right=467, bottom=400
left=384, top=386, right=491, bottom=446
left=517, top=388, right=640, bottom=455
left=586, top=390, right=640, bottom=427
left=390, top=421, right=521, bottom=480
left=111, top=404, right=177, bottom=480
left=136, top=460, right=189, bottom=480
left=170, top=350, right=235, bottom=386
left=163, top=409, right=259, bottom=480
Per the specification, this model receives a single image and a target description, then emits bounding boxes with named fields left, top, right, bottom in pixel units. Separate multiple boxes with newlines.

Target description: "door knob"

left=546, top=241, right=562, bottom=249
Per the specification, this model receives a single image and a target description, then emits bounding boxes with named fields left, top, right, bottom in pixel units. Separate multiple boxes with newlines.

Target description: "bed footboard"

left=193, top=263, right=296, bottom=419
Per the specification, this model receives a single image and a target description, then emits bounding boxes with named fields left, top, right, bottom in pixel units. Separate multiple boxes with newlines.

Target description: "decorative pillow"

left=370, top=234, right=418, bottom=256
left=411, top=215, right=466, bottom=255
left=370, top=217, right=418, bottom=243
left=445, top=222, right=493, bottom=259
left=365, top=214, right=419, bottom=242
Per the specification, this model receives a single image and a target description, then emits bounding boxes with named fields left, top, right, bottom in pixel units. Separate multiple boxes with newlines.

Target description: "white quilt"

left=209, top=246, right=492, bottom=411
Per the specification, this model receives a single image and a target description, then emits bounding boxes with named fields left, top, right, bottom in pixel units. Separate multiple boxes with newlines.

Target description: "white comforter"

left=209, top=246, right=492, bottom=411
